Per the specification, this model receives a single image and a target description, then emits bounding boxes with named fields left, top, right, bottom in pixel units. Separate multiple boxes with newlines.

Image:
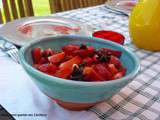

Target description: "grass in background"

left=32, top=0, right=50, bottom=16
left=0, top=0, right=51, bottom=23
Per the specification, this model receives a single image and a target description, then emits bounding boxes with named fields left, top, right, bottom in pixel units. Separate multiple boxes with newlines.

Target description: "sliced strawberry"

left=73, top=49, right=89, bottom=58
left=62, top=44, right=80, bottom=55
left=83, top=67, right=93, bottom=75
left=107, top=64, right=118, bottom=74
left=90, top=69, right=105, bottom=81
left=99, top=48, right=122, bottom=57
left=83, top=57, right=93, bottom=66
left=59, top=56, right=82, bottom=69
left=72, top=45, right=95, bottom=58
left=48, top=52, right=65, bottom=63
left=32, top=64, right=41, bottom=69
left=36, top=64, right=57, bottom=74
left=87, top=46, right=95, bottom=57
left=83, top=67, right=104, bottom=81
left=112, top=73, right=123, bottom=80
left=93, top=64, right=112, bottom=80
left=119, top=68, right=127, bottom=76
left=43, top=48, right=55, bottom=57
left=56, top=56, right=83, bottom=79
left=112, top=68, right=126, bottom=80
left=39, top=57, right=48, bottom=64
left=32, top=48, right=42, bottom=64
left=31, top=44, right=126, bottom=82
left=63, top=55, right=74, bottom=61
left=38, top=64, right=49, bottom=73
left=54, top=67, right=72, bottom=79
left=109, top=56, right=122, bottom=68
left=92, top=55, right=99, bottom=63
left=47, top=64, right=58, bottom=73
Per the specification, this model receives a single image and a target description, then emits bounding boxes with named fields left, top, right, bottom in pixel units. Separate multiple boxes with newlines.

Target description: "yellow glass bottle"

left=129, top=0, right=160, bottom=51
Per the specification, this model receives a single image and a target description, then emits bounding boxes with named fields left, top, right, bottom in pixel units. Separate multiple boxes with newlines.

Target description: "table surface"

left=0, top=5, right=160, bottom=120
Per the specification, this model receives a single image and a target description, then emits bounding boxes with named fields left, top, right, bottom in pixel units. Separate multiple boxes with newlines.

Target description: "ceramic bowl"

left=19, top=35, right=140, bottom=111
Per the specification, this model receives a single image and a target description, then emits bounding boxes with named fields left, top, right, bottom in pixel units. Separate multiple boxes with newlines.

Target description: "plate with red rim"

left=0, top=16, right=93, bottom=46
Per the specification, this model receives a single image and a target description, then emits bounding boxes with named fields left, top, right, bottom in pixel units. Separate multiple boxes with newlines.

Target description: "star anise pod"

left=79, top=44, right=87, bottom=49
left=96, top=49, right=111, bottom=62
left=70, top=64, right=84, bottom=81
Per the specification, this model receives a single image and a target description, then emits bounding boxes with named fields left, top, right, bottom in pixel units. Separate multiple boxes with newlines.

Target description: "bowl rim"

left=19, top=35, right=140, bottom=87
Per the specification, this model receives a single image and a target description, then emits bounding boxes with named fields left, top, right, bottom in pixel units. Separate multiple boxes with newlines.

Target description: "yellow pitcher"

left=129, top=0, right=160, bottom=51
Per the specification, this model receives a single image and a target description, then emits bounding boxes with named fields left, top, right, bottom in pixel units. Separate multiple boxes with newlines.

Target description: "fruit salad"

left=32, top=44, right=126, bottom=82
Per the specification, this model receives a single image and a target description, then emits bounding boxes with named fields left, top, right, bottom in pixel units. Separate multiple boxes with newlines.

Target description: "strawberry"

left=83, top=57, right=93, bottom=66
left=73, top=49, right=89, bottom=58
left=93, top=64, right=112, bottom=80
left=99, top=48, right=122, bottom=57
left=112, top=68, right=126, bottom=80
left=119, top=68, right=127, bottom=76
left=39, top=57, right=48, bottom=64
left=38, top=64, right=49, bottom=73
left=63, top=55, right=74, bottom=61
left=107, top=64, right=118, bottom=74
left=62, top=44, right=80, bottom=55
left=43, top=48, right=55, bottom=57
left=36, top=64, right=57, bottom=75
left=92, top=55, right=99, bottom=63
left=112, top=72, right=125, bottom=79
left=47, top=64, right=58, bottom=74
left=112, top=73, right=123, bottom=80
left=48, top=52, right=65, bottom=63
left=87, top=46, right=95, bottom=57
left=54, top=56, right=82, bottom=79
left=32, top=48, right=42, bottom=64
left=54, top=67, right=72, bottom=79
left=59, top=56, right=82, bottom=69
left=32, top=64, right=41, bottom=69
left=109, top=56, right=122, bottom=68
left=31, top=44, right=126, bottom=82
left=72, top=45, right=95, bottom=58
left=90, top=69, right=105, bottom=81
left=83, top=67, right=104, bottom=81
left=83, top=67, right=93, bottom=75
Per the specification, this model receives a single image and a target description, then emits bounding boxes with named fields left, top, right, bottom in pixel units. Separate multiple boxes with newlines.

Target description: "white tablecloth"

left=0, top=56, right=100, bottom=120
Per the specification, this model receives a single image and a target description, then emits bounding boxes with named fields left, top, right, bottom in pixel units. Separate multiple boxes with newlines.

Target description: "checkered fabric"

left=1, top=5, right=160, bottom=120
left=54, top=5, right=160, bottom=120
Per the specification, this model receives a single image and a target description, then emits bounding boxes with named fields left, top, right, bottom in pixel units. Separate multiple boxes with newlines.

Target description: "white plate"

left=0, top=16, right=93, bottom=46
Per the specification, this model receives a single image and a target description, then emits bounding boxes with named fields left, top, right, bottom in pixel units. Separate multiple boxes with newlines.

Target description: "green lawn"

left=0, top=0, right=51, bottom=23
left=32, top=0, right=50, bottom=16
